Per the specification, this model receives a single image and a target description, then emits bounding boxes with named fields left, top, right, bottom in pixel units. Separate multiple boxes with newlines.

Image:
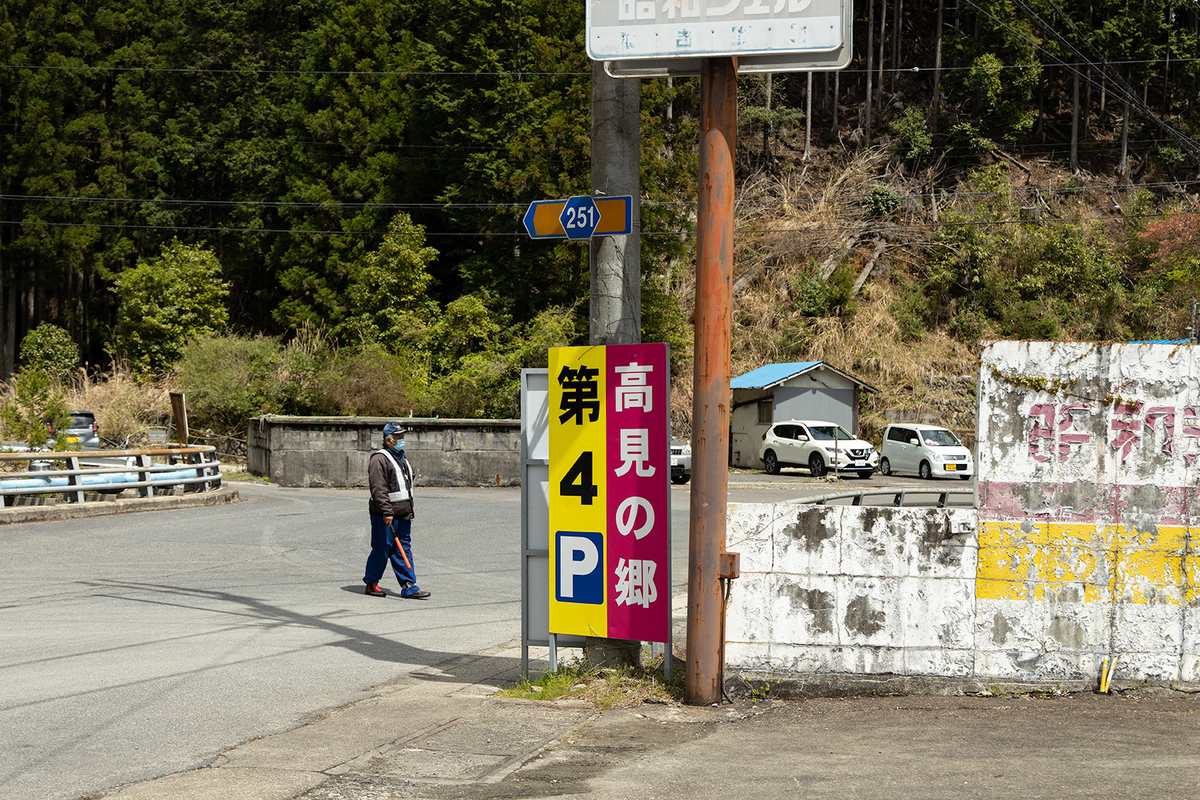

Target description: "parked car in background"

left=758, top=420, right=878, bottom=478
left=670, top=439, right=692, bottom=484
left=879, top=424, right=973, bottom=480
left=50, top=411, right=101, bottom=450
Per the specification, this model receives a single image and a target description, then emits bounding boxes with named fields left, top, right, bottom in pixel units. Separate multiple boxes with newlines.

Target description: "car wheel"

left=856, top=470, right=873, bottom=479
left=959, top=474, right=971, bottom=481
left=919, top=460, right=932, bottom=480
left=672, top=474, right=691, bottom=484
left=808, top=453, right=826, bottom=477
left=763, top=451, right=780, bottom=475
left=880, top=457, right=892, bottom=476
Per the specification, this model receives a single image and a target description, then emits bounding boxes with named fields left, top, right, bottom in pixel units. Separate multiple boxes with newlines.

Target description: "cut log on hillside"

left=820, top=233, right=861, bottom=279
left=732, top=254, right=777, bottom=298
left=852, top=237, right=888, bottom=296
left=995, top=149, right=1031, bottom=175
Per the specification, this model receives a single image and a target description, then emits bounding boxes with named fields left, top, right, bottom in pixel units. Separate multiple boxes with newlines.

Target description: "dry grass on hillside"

left=64, top=366, right=175, bottom=446
left=669, top=150, right=982, bottom=444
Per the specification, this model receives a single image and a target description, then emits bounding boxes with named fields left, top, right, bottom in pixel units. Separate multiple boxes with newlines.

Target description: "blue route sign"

left=523, top=195, right=633, bottom=241
left=560, top=195, right=600, bottom=240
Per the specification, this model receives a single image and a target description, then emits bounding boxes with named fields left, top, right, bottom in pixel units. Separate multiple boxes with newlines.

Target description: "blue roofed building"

left=729, top=361, right=879, bottom=468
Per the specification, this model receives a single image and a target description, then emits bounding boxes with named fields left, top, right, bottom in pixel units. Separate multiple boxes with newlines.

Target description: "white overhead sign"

left=587, top=0, right=852, bottom=76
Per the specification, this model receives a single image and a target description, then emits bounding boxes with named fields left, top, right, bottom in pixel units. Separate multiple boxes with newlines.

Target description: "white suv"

left=758, top=420, right=878, bottom=478
left=879, top=424, right=974, bottom=480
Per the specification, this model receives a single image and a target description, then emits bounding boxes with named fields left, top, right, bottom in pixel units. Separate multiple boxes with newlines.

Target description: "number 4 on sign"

left=559, top=451, right=598, bottom=505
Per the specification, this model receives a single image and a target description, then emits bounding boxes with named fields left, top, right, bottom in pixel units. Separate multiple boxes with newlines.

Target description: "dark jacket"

left=368, top=449, right=415, bottom=519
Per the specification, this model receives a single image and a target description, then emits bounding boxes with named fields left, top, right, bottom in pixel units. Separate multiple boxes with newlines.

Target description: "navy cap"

left=382, top=422, right=408, bottom=437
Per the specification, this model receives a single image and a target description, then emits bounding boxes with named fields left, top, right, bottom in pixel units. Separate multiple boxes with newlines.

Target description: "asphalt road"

left=1, top=483, right=529, bottom=800
left=0, top=472, right=972, bottom=800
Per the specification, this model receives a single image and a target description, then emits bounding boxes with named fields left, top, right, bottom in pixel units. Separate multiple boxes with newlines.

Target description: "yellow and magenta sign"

left=548, top=344, right=670, bottom=642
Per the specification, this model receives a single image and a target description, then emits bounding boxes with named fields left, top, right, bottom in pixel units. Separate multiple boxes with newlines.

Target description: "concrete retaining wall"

left=726, top=341, right=1200, bottom=687
left=246, top=416, right=520, bottom=488
left=725, top=503, right=979, bottom=677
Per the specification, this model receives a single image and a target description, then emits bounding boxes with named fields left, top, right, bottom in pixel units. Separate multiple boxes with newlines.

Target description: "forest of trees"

left=1, top=1, right=1199, bottom=432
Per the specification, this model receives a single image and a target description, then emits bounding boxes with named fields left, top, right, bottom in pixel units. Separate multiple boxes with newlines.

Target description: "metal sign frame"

left=521, top=369, right=587, bottom=677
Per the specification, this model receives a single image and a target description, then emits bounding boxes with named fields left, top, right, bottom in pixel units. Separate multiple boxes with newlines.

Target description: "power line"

left=0, top=63, right=584, bottom=78
left=3, top=178, right=1198, bottom=215
left=0, top=209, right=1187, bottom=239
left=3, top=56, right=1200, bottom=77
left=964, top=0, right=1200, bottom=161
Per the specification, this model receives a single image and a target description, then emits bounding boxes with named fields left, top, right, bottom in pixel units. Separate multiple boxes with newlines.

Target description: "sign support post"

left=686, top=57, right=737, bottom=706
left=553, top=1, right=853, bottom=704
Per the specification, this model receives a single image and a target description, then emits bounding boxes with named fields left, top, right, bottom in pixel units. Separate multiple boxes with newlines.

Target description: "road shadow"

left=85, top=579, right=522, bottom=688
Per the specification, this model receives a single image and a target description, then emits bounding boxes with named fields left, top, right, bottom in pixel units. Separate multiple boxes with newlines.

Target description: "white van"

left=879, top=424, right=974, bottom=480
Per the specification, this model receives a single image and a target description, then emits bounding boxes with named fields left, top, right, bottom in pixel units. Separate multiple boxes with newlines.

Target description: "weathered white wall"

left=725, top=504, right=978, bottom=677
left=976, top=341, right=1200, bottom=683
left=726, top=341, right=1200, bottom=686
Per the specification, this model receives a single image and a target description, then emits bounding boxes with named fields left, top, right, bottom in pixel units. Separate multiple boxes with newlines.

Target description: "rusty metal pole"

left=686, top=57, right=736, bottom=705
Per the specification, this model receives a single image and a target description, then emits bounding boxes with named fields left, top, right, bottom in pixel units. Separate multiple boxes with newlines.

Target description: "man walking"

left=364, top=422, right=430, bottom=599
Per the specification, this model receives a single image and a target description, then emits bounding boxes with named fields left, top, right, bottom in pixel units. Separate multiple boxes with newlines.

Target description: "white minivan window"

left=919, top=428, right=962, bottom=447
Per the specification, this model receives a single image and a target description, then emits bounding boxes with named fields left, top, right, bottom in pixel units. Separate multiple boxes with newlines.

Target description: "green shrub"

left=998, top=300, right=1062, bottom=340
left=890, top=280, right=928, bottom=342
left=947, top=308, right=988, bottom=344
left=425, top=305, right=576, bottom=419
left=866, top=186, right=902, bottom=218
left=793, top=265, right=859, bottom=319
left=313, top=344, right=426, bottom=417
left=19, top=324, right=80, bottom=382
left=791, top=269, right=834, bottom=317
left=0, top=368, right=72, bottom=449
left=427, top=353, right=512, bottom=418
left=176, top=335, right=287, bottom=434
left=113, top=240, right=230, bottom=376
left=947, top=121, right=995, bottom=156
left=1159, top=146, right=1184, bottom=167
left=892, top=107, right=933, bottom=162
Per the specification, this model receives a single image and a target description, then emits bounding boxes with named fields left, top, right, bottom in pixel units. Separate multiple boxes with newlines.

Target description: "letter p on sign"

left=555, top=531, right=603, bottom=604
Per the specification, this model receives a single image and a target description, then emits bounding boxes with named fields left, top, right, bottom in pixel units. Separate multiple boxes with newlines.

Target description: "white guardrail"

left=0, top=445, right=222, bottom=506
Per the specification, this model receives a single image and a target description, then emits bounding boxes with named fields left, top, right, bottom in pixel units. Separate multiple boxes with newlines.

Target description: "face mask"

left=393, top=439, right=406, bottom=451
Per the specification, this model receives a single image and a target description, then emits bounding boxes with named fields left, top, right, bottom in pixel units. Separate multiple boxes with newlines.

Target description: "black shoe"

left=401, top=589, right=431, bottom=599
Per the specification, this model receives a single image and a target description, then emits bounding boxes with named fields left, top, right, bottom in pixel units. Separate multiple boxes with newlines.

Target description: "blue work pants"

left=364, top=514, right=420, bottom=593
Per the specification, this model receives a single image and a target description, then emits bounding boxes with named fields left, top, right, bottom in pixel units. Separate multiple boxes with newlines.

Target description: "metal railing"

left=784, top=486, right=975, bottom=508
left=0, top=445, right=222, bottom=506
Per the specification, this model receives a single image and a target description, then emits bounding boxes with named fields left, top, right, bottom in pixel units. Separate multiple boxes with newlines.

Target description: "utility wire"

left=3, top=179, right=1198, bottom=213
left=963, top=0, right=1200, bottom=162
left=0, top=210, right=1187, bottom=238
left=3, top=56, right=1200, bottom=76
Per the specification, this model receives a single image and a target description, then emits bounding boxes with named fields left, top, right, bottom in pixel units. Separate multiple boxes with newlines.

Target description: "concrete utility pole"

left=587, top=61, right=642, bottom=667
left=686, top=57, right=736, bottom=706
left=589, top=62, right=641, bottom=346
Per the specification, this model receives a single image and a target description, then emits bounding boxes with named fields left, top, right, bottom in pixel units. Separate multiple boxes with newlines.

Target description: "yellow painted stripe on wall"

left=976, top=521, right=1198, bottom=605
